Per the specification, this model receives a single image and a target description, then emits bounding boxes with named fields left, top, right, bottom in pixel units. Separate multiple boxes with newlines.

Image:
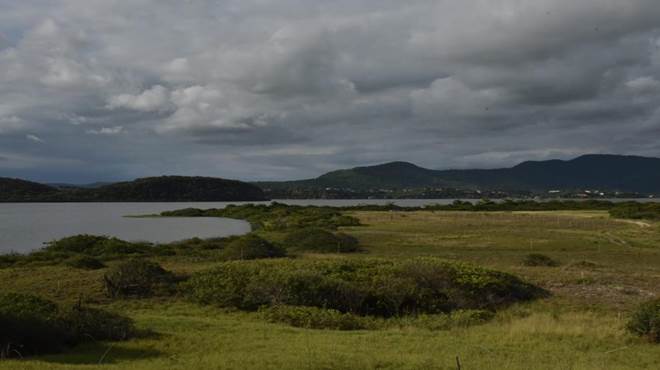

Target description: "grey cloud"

left=0, top=0, right=659, bottom=182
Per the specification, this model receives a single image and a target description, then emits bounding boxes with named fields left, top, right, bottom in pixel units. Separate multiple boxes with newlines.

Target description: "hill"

left=0, top=176, right=267, bottom=202
left=0, top=178, right=60, bottom=201
left=258, top=154, right=660, bottom=196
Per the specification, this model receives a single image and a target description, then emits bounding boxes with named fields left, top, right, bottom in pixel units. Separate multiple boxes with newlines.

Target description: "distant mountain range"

left=2, top=154, right=659, bottom=201
left=258, top=154, right=660, bottom=196
left=0, top=176, right=267, bottom=202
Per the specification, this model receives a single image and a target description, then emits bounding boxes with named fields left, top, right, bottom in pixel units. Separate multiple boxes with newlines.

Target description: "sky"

left=1, top=0, right=660, bottom=183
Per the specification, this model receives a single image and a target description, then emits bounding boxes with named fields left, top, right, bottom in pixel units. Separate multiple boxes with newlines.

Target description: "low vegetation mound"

left=260, top=305, right=374, bottom=330
left=103, top=259, right=177, bottom=298
left=65, top=255, right=106, bottom=270
left=610, top=202, right=660, bottom=220
left=183, top=257, right=544, bottom=318
left=60, top=305, right=135, bottom=342
left=627, top=298, right=660, bottom=343
left=45, top=235, right=152, bottom=258
left=522, top=253, right=560, bottom=267
left=0, top=293, right=135, bottom=358
left=220, top=234, right=287, bottom=261
left=161, top=203, right=361, bottom=231
left=283, top=228, right=359, bottom=253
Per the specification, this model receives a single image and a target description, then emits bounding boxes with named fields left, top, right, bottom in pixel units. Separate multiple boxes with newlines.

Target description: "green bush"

left=45, top=235, right=153, bottom=259
left=0, top=293, right=66, bottom=358
left=103, top=259, right=177, bottom=298
left=260, top=305, right=375, bottom=330
left=283, top=228, right=359, bottom=253
left=627, top=298, right=660, bottom=343
left=522, top=253, right=559, bottom=267
left=395, top=310, right=495, bottom=331
left=0, top=293, right=136, bottom=358
left=65, top=255, right=106, bottom=270
left=610, top=202, right=660, bottom=220
left=59, top=305, right=135, bottom=342
left=161, top=203, right=361, bottom=231
left=183, top=258, right=544, bottom=317
left=220, top=234, right=286, bottom=261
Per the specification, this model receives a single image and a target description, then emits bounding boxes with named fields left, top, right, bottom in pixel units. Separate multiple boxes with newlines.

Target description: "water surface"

left=0, top=202, right=254, bottom=253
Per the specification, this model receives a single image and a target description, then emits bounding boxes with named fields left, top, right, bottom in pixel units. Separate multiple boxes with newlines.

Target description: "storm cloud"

left=0, top=0, right=659, bottom=182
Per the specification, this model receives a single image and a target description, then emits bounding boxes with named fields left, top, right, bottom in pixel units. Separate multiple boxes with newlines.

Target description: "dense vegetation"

left=0, top=176, right=267, bottom=202
left=0, top=293, right=134, bottom=358
left=608, top=202, right=660, bottom=220
left=103, top=260, right=178, bottom=298
left=343, top=199, right=618, bottom=212
left=219, top=234, right=287, bottom=260
left=0, top=233, right=280, bottom=269
left=627, top=298, right=660, bottom=343
left=161, top=203, right=361, bottom=230
left=183, top=258, right=545, bottom=317
left=283, top=228, right=359, bottom=253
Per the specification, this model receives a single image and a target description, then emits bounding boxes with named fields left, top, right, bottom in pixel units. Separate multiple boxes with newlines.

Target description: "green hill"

left=0, top=178, right=60, bottom=201
left=258, top=154, right=660, bottom=195
left=0, top=176, right=267, bottom=202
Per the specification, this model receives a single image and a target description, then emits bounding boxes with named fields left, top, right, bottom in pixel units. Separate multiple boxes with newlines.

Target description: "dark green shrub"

left=610, top=202, right=660, bottom=220
left=161, top=203, right=361, bottom=231
left=183, top=258, right=544, bottom=317
left=103, top=259, right=177, bottom=298
left=45, top=235, right=152, bottom=258
left=59, top=305, right=135, bottom=342
left=0, top=293, right=136, bottom=358
left=0, top=293, right=65, bottom=358
left=260, top=305, right=375, bottom=330
left=627, top=298, right=660, bottom=343
left=220, top=234, right=286, bottom=261
left=65, top=255, right=106, bottom=270
left=0, top=294, right=66, bottom=358
left=395, top=310, right=495, bottom=330
left=522, top=253, right=559, bottom=267
left=0, top=253, right=22, bottom=269
left=283, top=228, right=359, bottom=253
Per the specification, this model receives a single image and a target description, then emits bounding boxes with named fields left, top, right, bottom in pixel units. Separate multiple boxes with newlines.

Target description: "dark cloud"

left=0, top=0, right=659, bottom=182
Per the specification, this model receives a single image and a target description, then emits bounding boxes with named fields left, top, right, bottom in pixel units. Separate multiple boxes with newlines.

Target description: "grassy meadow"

left=1, top=210, right=660, bottom=369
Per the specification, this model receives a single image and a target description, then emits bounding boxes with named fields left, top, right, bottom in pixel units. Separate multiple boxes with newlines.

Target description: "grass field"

left=2, top=210, right=659, bottom=369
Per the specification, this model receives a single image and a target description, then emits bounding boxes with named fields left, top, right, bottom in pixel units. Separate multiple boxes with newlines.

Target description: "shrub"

left=161, top=203, right=361, bottom=231
left=45, top=235, right=152, bottom=258
left=65, top=255, right=106, bottom=270
left=0, top=293, right=66, bottom=358
left=183, top=258, right=544, bottom=317
left=59, top=305, right=135, bottom=342
left=395, top=310, right=495, bottom=331
left=260, top=305, right=375, bottom=330
left=0, top=293, right=137, bottom=358
left=103, top=259, right=177, bottom=298
left=283, top=228, right=359, bottom=253
left=220, top=234, right=286, bottom=261
left=627, top=298, right=660, bottom=343
left=522, top=253, right=559, bottom=267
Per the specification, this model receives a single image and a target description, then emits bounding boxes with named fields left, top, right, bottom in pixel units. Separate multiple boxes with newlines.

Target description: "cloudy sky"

left=1, top=0, right=660, bottom=183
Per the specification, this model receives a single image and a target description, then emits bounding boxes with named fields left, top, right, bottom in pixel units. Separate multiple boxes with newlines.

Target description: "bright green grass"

left=2, top=301, right=659, bottom=370
left=2, top=210, right=660, bottom=369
